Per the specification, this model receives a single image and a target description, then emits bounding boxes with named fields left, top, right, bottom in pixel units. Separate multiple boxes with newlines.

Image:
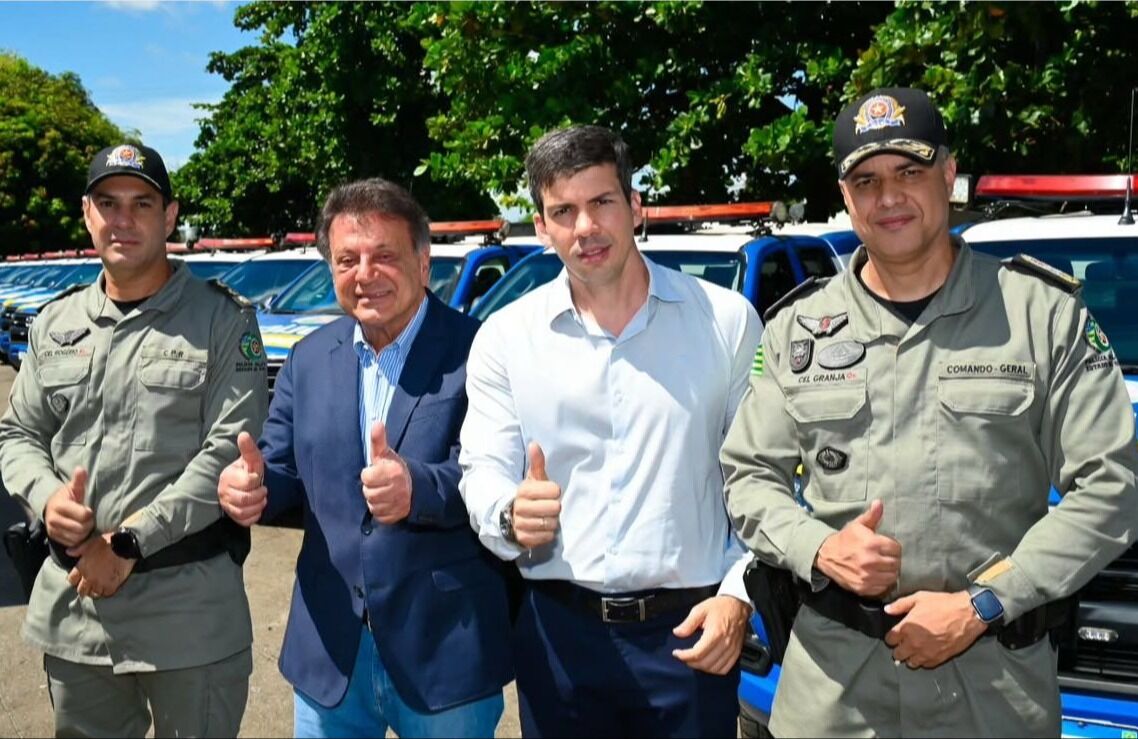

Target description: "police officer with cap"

left=721, top=87, right=1138, bottom=736
left=0, top=143, right=267, bottom=736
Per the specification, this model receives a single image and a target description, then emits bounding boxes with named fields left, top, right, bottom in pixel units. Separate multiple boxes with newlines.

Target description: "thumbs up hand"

left=218, top=432, right=269, bottom=527
left=361, top=421, right=412, bottom=524
left=44, top=466, right=95, bottom=547
left=511, top=442, right=562, bottom=549
left=814, top=499, right=902, bottom=597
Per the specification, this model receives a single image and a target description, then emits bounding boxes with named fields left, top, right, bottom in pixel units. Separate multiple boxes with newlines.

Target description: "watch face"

left=111, top=530, right=141, bottom=560
left=972, top=588, right=1004, bottom=623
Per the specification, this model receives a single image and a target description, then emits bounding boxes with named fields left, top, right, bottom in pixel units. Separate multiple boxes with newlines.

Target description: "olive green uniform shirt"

left=722, top=242, right=1138, bottom=737
left=0, top=261, right=268, bottom=673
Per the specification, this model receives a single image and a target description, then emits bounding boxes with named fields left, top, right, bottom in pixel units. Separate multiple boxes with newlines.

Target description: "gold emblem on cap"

left=853, top=95, right=907, bottom=135
left=105, top=144, right=146, bottom=171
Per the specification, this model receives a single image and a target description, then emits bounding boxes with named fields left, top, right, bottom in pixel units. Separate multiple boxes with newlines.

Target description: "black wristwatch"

left=110, top=527, right=143, bottom=561
left=498, top=500, right=518, bottom=544
left=967, top=583, right=1005, bottom=626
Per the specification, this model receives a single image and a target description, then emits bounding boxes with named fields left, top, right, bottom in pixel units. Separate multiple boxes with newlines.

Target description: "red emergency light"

left=195, top=237, right=275, bottom=251
left=430, top=219, right=505, bottom=236
left=975, top=174, right=1138, bottom=200
left=641, top=202, right=774, bottom=224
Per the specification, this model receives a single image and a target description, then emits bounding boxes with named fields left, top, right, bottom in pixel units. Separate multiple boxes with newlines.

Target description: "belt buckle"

left=601, top=596, right=646, bottom=623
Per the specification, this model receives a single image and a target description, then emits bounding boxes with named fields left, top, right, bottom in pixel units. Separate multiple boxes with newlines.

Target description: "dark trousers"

left=514, top=585, right=740, bottom=738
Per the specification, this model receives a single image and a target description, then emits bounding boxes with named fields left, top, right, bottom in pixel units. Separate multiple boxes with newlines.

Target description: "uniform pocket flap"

left=37, top=357, right=92, bottom=387
left=785, top=380, right=867, bottom=423
left=937, top=362, right=1036, bottom=416
left=139, top=358, right=207, bottom=390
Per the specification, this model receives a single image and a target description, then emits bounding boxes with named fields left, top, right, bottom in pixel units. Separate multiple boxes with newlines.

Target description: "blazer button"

left=361, top=521, right=373, bottom=535
left=354, top=586, right=365, bottom=599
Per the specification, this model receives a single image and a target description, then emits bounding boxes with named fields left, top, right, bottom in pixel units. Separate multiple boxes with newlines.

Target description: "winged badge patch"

left=796, top=313, right=849, bottom=338
left=49, top=328, right=90, bottom=347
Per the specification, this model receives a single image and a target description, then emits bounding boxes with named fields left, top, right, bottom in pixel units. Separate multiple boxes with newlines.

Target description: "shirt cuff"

left=716, top=554, right=752, bottom=604
left=477, top=495, right=525, bottom=562
left=785, top=517, right=840, bottom=586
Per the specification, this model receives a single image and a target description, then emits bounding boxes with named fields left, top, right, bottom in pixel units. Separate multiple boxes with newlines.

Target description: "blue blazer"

left=259, top=294, right=512, bottom=711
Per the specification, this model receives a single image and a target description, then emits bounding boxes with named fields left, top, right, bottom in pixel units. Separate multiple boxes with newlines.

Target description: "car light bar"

left=641, top=202, right=774, bottom=223
left=194, top=237, right=275, bottom=251
left=975, top=174, right=1138, bottom=200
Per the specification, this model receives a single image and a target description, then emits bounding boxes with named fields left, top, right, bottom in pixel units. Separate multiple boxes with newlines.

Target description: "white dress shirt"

left=459, top=256, right=762, bottom=599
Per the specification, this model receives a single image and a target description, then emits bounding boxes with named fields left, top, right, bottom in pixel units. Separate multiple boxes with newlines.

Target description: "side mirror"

left=950, top=174, right=974, bottom=208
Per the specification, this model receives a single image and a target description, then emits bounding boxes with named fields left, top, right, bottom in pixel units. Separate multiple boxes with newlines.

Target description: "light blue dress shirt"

left=354, top=295, right=429, bottom=461
left=459, top=256, right=763, bottom=599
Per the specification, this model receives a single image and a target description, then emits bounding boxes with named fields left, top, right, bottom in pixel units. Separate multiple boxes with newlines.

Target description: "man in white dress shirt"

left=459, top=125, right=763, bottom=737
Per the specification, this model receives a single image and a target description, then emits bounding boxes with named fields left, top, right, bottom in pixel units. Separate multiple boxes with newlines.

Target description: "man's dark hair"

left=315, top=178, right=430, bottom=260
left=525, top=125, right=634, bottom=216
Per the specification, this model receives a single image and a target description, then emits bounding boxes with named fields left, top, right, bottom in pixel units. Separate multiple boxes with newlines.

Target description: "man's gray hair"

left=315, top=178, right=430, bottom=260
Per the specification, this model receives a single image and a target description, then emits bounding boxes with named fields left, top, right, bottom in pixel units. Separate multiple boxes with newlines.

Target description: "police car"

left=1, top=258, right=102, bottom=364
left=470, top=202, right=860, bottom=322
left=737, top=174, right=1138, bottom=739
left=199, top=237, right=324, bottom=308
left=257, top=221, right=540, bottom=391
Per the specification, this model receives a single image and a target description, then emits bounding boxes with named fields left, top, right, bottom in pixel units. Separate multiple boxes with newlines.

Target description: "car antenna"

left=1120, top=87, right=1136, bottom=226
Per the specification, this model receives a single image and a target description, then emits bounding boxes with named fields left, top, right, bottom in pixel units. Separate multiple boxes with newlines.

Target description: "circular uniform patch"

left=240, top=332, right=265, bottom=361
left=1084, top=316, right=1110, bottom=353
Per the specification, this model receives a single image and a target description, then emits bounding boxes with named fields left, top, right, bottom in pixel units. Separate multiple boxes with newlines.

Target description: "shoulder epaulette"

left=207, top=278, right=253, bottom=308
left=762, top=276, right=829, bottom=324
left=1003, top=254, right=1081, bottom=294
left=41, top=283, right=89, bottom=309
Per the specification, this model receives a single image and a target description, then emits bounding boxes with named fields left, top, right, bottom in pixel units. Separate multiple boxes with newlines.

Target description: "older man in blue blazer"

left=217, top=178, right=512, bottom=738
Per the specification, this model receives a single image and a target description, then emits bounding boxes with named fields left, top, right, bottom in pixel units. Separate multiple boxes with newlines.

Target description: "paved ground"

left=0, top=364, right=522, bottom=737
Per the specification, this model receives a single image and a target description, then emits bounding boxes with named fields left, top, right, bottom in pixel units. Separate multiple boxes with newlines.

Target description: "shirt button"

left=361, top=521, right=373, bottom=535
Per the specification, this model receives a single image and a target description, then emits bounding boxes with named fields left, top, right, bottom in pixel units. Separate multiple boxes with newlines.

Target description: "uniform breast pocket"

left=785, top=380, right=869, bottom=502
left=134, top=352, right=208, bottom=452
left=37, top=357, right=92, bottom=446
left=935, top=372, right=1036, bottom=502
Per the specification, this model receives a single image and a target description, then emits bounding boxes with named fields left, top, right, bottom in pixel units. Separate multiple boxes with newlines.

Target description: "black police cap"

left=833, top=87, right=948, bottom=179
left=85, top=143, right=173, bottom=201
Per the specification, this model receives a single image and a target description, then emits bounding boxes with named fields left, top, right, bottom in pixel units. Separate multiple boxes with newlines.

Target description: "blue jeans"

left=293, top=625, right=503, bottom=738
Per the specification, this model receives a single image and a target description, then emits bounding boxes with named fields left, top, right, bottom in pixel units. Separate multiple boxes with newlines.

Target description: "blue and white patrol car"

left=471, top=202, right=860, bottom=322
left=257, top=221, right=540, bottom=391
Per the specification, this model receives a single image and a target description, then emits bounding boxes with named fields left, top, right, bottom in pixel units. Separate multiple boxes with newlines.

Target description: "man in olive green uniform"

left=722, top=88, right=1138, bottom=736
left=0, top=144, right=268, bottom=737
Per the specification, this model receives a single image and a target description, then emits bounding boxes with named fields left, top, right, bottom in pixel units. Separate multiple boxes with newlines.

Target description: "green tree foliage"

left=0, top=52, right=126, bottom=254
left=413, top=1, right=889, bottom=218
left=175, top=1, right=496, bottom=237
left=851, top=1, right=1138, bottom=175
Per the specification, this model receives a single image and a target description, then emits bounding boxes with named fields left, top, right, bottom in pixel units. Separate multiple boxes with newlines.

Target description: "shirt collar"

left=353, top=292, right=429, bottom=360
left=841, top=235, right=976, bottom=342
left=86, top=258, right=188, bottom=321
left=543, top=252, right=684, bottom=328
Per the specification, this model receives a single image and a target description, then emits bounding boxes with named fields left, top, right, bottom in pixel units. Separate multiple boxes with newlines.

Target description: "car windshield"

left=429, top=257, right=463, bottom=304
left=471, top=250, right=744, bottom=321
left=268, top=261, right=341, bottom=314
left=218, top=258, right=318, bottom=303
left=968, top=236, right=1138, bottom=370
left=55, top=263, right=102, bottom=288
left=185, top=261, right=242, bottom=281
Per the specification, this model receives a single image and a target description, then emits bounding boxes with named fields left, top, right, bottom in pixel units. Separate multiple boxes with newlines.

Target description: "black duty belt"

left=801, top=582, right=1071, bottom=651
left=532, top=579, right=720, bottom=624
left=49, top=517, right=251, bottom=573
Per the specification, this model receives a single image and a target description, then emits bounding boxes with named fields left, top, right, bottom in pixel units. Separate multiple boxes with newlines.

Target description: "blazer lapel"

left=385, top=296, right=448, bottom=451
left=328, top=320, right=366, bottom=471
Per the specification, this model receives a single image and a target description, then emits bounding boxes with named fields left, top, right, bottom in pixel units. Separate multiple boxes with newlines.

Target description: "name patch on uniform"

left=796, top=368, right=864, bottom=386
left=797, top=313, right=849, bottom=338
left=816, top=341, right=865, bottom=370
left=940, top=362, right=1034, bottom=381
left=789, top=339, right=813, bottom=373
left=816, top=447, right=849, bottom=472
left=38, top=347, right=93, bottom=360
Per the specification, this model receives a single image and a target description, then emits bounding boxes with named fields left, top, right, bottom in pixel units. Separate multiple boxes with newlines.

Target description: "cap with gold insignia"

left=833, top=87, right=948, bottom=179
left=86, top=143, right=173, bottom=201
